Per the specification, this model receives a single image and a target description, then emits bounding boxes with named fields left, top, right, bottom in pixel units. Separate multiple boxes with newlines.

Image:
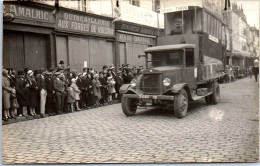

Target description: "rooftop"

left=144, top=44, right=196, bottom=53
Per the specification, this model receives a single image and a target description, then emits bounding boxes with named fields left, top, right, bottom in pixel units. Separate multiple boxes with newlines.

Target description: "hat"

left=2, top=69, right=8, bottom=76
left=93, top=73, right=99, bottom=78
left=71, top=78, right=76, bottom=83
left=45, top=72, right=52, bottom=75
left=24, top=67, right=29, bottom=74
left=71, top=69, right=77, bottom=73
left=49, top=67, right=56, bottom=72
left=18, top=70, right=25, bottom=75
left=102, top=65, right=108, bottom=69
left=55, top=72, right=61, bottom=75
left=59, top=60, right=64, bottom=64
left=107, top=76, right=113, bottom=79
left=117, top=71, right=122, bottom=74
left=27, top=70, right=33, bottom=76
left=110, top=66, right=115, bottom=69
left=40, top=68, right=45, bottom=73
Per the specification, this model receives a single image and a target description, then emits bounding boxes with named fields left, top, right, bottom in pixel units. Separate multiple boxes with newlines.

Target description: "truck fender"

left=171, top=83, right=189, bottom=93
left=119, top=84, right=131, bottom=95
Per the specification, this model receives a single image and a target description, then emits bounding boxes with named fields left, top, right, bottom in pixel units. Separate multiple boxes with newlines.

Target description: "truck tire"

left=121, top=95, right=137, bottom=116
left=211, top=82, right=220, bottom=104
left=174, top=89, right=188, bottom=118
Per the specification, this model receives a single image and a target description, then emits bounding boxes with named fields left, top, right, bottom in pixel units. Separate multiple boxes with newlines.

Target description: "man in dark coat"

left=53, top=73, right=66, bottom=114
left=252, top=66, right=259, bottom=82
left=115, top=71, right=124, bottom=102
left=45, top=71, right=55, bottom=115
left=15, top=70, right=30, bottom=116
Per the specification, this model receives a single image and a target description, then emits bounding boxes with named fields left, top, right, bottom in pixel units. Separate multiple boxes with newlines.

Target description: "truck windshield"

left=147, top=50, right=184, bottom=68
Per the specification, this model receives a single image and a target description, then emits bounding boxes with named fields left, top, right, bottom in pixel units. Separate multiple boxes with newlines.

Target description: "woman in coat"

left=2, top=69, right=16, bottom=120
left=92, top=74, right=102, bottom=106
left=27, top=70, right=38, bottom=116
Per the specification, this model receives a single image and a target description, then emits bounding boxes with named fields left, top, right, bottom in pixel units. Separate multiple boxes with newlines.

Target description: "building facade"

left=3, top=0, right=164, bottom=72
left=3, top=2, right=56, bottom=71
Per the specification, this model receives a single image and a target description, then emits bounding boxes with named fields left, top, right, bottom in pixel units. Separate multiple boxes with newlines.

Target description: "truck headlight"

left=163, top=78, right=171, bottom=87
left=130, top=79, right=137, bottom=88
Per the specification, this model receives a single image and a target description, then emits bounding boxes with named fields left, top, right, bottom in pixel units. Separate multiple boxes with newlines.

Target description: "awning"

left=232, top=51, right=251, bottom=58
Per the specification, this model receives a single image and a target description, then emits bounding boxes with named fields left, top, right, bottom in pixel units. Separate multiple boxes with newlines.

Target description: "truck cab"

left=120, top=43, right=222, bottom=118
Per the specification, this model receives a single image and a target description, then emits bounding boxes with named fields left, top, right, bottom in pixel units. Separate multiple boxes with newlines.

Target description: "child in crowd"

left=107, top=76, right=116, bottom=103
left=67, top=83, right=76, bottom=112
left=71, top=78, right=81, bottom=111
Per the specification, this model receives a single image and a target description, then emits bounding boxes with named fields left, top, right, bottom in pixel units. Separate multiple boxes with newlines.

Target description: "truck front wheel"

left=121, top=95, right=137, bottom=116
left=174, top=89, right=188, bottom=118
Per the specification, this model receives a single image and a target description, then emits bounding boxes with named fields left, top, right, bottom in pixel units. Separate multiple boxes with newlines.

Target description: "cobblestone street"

left=2, top=77, right=259, bottom=164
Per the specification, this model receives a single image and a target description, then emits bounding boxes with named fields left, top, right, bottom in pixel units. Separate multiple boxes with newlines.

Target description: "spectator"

left=45, top=71, right=56, bottom=115
left=27, top=70, right=38, bottom=116
left=71, top=78, right=81, bottom=111
left=115, top=70, right=124, bottom=101
left=2, top=69, right=16, bottom=120
left=107, top=76, right=116, bottom=103
left=36, top=68, right=47, bottom=118
left=67, top=83, right=76, bottom=112
left=93, top=74, right=102, bottom=106
left=15, top=70, right=30, bottom=117
left=53, top=73, right=66, bottom=114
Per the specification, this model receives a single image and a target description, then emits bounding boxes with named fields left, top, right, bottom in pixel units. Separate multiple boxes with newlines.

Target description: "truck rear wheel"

left=211, top=82, right=220, bottom=104
left=121, top=95, right=137, bottom=116
left=174, top=89, right=188, bottom=118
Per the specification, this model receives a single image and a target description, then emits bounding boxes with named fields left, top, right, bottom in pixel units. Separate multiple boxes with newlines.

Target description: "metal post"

left=182, top=10, right=184, bottom=34
left=194, top=6, right=197, bottom=34
left=157, top=8, right=159, bottom=37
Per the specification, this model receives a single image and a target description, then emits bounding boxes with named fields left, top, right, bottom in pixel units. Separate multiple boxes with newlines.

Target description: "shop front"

left=55, top=9, right=115, bottom=72
left=115, top=21, right=158, bottom=68
left=3, top=2, right=56, bottom=70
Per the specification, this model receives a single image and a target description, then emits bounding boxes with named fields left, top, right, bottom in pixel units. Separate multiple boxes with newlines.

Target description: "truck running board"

left=192, top=92, right=212, bottom=101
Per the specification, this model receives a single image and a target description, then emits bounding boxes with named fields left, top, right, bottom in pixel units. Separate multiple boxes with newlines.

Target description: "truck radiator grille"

left=140, top=74, right=161, bottom=94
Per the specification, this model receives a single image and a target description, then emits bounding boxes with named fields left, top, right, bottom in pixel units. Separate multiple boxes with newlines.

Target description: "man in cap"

left=53, top=72, right=66, bottom=114
left=115, top=70, right=124, bottom=102
left=36, top=68, right=47, bottom=117
left=252, top=59, right=259, bottom=82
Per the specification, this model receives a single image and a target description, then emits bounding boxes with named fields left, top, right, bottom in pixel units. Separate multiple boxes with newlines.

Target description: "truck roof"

left=144, top=44, right=196, bottom=53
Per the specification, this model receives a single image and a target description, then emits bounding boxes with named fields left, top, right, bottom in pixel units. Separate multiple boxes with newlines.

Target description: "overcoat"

left=2, top=76, right=12, bottom=109
left=92, top=79, right=101, bottom=100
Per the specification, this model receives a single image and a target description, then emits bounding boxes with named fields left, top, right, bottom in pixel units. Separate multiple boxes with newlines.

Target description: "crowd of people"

left=222, top=64, right=259, bottom=83
left=2, top=60, right=144, bottom=121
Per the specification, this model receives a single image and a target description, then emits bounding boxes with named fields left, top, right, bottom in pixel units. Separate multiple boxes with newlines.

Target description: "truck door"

left=183, top=48, right=197, bottom=89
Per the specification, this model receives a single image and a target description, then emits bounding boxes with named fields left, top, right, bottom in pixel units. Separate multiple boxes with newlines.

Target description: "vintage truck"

left=119, top=34, right=225, bottom=118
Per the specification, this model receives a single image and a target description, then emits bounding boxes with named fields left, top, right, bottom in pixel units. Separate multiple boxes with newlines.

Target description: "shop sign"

left=116, top=33, right=156, bottom=45
left=160, top=6, right=188, bottom=14
left=160, top=0, right=202, bottom=13
left=209, top=35, right=219, bottom=43
left=56, top=10, right=114, bottom=37
left=3, top=3, right=55, bottom=25
left=121, top=2, right=164, bottom=29
left=115, top=22, right=163, bottom=36
left=160, top=0, right=224, bottom=19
